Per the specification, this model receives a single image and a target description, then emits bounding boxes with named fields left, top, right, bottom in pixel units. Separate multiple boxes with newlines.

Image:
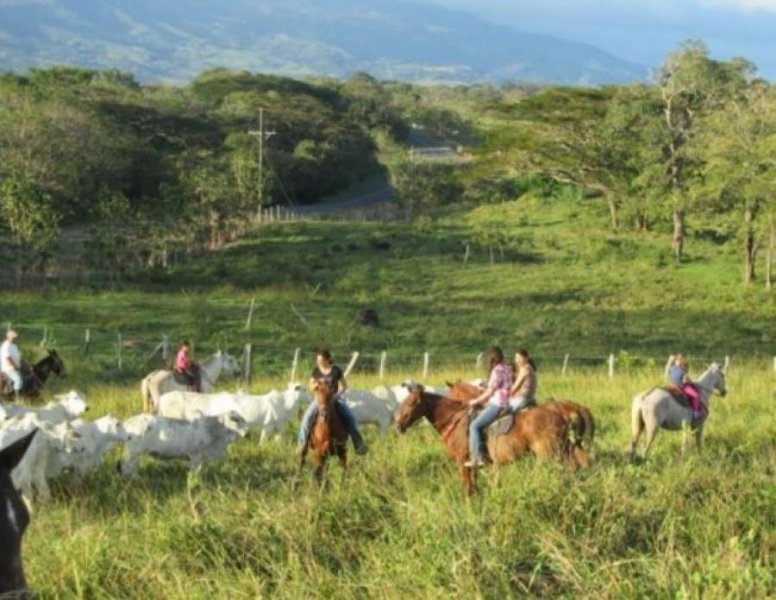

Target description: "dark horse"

left=448, top=380, right=595, bottom=468
left=395, top=385, right=574, bottom=497
left=0, top=350, right=65, bottom=402
left=295, top=380, right=348, bottom=484
left=0, top=430, right=37, bottom=597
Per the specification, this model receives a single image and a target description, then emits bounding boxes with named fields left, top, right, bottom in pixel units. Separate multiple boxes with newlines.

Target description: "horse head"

left=395, top=384, right=426, bottom=433
left=710, top=362, right=727, bottom=397
left=47, top=349, right=66, bottom=377
left=312, top=380, right=335, bottom=417
left=220, top=352, right=241, bottom=377
left=0, top=430, right=36, bottom=596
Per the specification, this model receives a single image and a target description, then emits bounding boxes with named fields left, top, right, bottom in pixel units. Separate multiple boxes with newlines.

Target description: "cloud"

left=700, top=0, right=776, bottom=11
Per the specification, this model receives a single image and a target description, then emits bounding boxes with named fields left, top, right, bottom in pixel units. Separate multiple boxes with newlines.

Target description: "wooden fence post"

left=344, top=352, right=360, bottom=378
left=423, top=352, right=430, bottom=379
left=243, top=343, right=252, bottom=385
left=723, top=355, right=731, bottom=373
left=83, top=328, right=91, bottom=356
left=463, top=243, right=470, bottom=265
left=379, top=351, right=387, bottom=380
left=475, top=352, right=483, bottom=370
left=561, top=354, right=570, bottom=376
left=773, top=356, right=776, bottom=373
left=161, top=334, right=170, bottom=365
left=245, top=298, right=256, bottom=331
left=608, top=353, right=615, bottom=379
left=117, top=333, right=123, bottom=372
left=290, top=347, right=301, bottom=382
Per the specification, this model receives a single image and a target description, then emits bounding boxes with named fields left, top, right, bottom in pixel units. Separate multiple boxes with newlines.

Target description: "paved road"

left=296, top=132, right=464, bottom=215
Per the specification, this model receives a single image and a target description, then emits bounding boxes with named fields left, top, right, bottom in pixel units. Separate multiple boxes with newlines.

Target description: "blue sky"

left=422, top=0, right=776, bottom=78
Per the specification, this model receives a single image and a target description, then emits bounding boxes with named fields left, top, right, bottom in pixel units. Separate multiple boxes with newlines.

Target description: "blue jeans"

left=297, top=399, right=365, bottom=449
left=469, top=404, right=501, bottom=461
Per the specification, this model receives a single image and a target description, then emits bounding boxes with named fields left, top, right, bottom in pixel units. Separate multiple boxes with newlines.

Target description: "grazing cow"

left=46, top=415, right=127, bottom=478
left=0, top=430, right=36, bottom=597
left=119, top=412, right=249, bottom=476
left=0, top=414, right=85, bottom=503
left=4, top=389, right=88, bottom=423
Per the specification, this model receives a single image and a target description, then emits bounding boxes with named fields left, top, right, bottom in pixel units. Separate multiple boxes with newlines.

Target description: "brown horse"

left=447, top=380, right=594, bottom=468
left=295, top=379, right=348, bottom=484
left=395, top=385, right=574, bottom=496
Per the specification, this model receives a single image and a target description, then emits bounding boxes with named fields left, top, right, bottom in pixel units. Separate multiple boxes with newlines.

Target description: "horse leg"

left=642, top=421, right=660, bottom=460
left=630, top=402, right=645, bottom=462
left=460, top=464, right=475, bottom=497
left=694, top=424, right=704, bottom=452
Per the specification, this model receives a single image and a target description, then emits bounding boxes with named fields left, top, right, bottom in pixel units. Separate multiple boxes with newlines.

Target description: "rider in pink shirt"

left=174, top=340, right=200, bottom=391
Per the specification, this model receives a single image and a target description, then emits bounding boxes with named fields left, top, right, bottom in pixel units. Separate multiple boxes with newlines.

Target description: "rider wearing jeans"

left=466, top=347, right=513, bottom=468
left=296, top=349, right=368, bottom=457
left=1, top=330, right=23, bottom=398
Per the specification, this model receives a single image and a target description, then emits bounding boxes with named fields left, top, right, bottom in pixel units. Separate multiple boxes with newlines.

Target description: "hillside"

left=0, top=0, right=647, bottom=85
left=1, top=194, right=771, bottom=380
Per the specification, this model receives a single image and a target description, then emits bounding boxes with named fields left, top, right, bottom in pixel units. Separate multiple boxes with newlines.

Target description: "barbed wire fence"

left=3, top=315, right=757, bottom=390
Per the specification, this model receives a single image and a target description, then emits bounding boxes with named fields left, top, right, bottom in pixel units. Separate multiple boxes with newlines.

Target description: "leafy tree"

left=0, top=173, right=60, bottom=286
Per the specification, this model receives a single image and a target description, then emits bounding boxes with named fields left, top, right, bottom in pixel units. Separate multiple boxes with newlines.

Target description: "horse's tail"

left=579, top=407, right=595, bottom=451
left=565, top=410, right=593, bottom=468
left=631, top=391, right=648, bottom=441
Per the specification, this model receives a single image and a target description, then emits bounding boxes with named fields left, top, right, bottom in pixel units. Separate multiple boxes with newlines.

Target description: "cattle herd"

left=0, top=380, right=433, bottom=507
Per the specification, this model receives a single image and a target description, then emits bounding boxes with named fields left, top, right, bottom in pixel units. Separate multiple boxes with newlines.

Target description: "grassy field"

left=21, top=366, right=775, bottom=599
left=3, top=194, right=775, bottom=597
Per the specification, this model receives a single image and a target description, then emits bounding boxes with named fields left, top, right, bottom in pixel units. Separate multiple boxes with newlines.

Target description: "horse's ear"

left=0, top=430, right=37, bottom=472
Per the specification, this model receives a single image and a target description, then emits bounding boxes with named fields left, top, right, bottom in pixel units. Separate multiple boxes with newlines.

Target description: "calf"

left=119, top=412, right=248, bottom=476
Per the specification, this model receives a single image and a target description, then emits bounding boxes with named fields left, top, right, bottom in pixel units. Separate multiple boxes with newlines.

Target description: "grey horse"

left=630, top=363, right=727, bottom=461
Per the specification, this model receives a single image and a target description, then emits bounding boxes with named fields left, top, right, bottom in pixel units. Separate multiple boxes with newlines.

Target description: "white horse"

left=140, top=350, right=241, bottom=413
left=630, top=362, right=727, bottom=461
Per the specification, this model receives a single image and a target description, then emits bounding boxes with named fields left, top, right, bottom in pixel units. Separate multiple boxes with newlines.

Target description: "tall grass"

left=21, top=366, right=775, bottom=598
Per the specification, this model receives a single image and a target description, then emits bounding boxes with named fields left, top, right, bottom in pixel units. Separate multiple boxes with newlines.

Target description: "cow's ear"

left=0, top=430, right=37, bottom=472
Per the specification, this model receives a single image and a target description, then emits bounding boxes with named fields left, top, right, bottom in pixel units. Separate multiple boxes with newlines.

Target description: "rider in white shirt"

left=1, top=330, right=23, bottom=396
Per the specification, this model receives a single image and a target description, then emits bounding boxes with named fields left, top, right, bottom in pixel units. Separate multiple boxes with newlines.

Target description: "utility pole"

left=248, top=108, right=276, bottom=216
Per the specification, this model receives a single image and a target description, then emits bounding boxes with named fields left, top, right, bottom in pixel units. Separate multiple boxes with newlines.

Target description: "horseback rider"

left=668, top=354, right=703, bottom=420
left=295, top=348, right=368, bottom=459
left=465, top=346, right=513, bottom=468
left=509, top=348, right=537, bottom=412
left=174, top=340, right=201, bottom=392
left=0, top=330, right=23, bottom=401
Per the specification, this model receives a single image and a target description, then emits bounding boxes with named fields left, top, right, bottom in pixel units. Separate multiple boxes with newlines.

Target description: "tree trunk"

left=672, top=209, right=684, bottom=261
left=766, top=215, right=774, bottom=290
left=744, top=206, right=757, bottom=284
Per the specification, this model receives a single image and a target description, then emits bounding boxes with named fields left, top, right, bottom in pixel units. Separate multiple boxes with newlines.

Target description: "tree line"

left=471, top=41, right=776, bottom=286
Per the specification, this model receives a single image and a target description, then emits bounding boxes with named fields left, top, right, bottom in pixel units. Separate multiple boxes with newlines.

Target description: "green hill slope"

left=1, top=193, right=770, bottom=377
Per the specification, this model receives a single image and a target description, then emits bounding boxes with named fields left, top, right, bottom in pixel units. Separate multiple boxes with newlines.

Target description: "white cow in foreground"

left=156, top=383, right=310, bottom=443
left=0, top=413, right=85, bottom=503
left=3, top=390, right=88, bottom=423
left=119, top=412, right=249, bottom=476
left=46, top=415, right=127, bottom=478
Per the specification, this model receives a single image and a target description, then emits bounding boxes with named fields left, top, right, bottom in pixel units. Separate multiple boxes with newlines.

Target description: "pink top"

left=486, top=363, right=513, bottom=409
left=175, top=349, right=191, bottom=371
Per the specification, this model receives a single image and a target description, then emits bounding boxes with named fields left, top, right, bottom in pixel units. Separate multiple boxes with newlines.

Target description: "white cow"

left=46, top=415, right=127, bottom=478
left=389, top=381, right=449, bottom=406
left=119, top=412, right=249, bottom=476
left=341, top=389, right=397, bottom=433
left=0, top=413, right=84, bottom=503
left=3, top=390, right=88, bottom=423
left=157, top=383, right=311, bottom=443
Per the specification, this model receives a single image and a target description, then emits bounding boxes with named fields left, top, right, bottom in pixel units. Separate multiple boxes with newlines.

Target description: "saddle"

left=664, top=386, right=693, bottom=410
left=487, top=411, right=516, bottom=437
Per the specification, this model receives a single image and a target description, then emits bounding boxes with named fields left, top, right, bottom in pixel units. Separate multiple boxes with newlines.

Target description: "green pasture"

left=20, top=366, right=775, bottom=599
left=3, top=194, right=775, bottom=597
left=1, top=194, right=774, bottom=382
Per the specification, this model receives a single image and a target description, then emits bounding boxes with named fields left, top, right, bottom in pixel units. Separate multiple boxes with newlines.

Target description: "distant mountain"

left=0, top=0, right=647, bottom=85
